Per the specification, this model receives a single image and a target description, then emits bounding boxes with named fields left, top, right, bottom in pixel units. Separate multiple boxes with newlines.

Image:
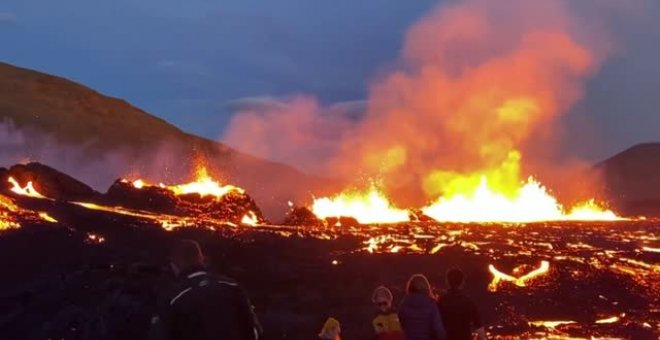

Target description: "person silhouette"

left=437, top=268, right=485, bottom=340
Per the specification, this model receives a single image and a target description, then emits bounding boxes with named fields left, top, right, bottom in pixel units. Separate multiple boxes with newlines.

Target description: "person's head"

left=372, top=286, right=394, bottom=312
left=406, top=274, right=432, bottom=297
left=318, top=317, right=341, bottom=339
left=446, top=268, right=465, bottom=290
left=170, top=239, right=205, bottom=276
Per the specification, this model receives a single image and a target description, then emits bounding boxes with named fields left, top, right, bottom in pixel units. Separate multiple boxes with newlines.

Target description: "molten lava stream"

left=7, top=177, right=48, bottom=199
left=488, top=260, right=551, bottom=292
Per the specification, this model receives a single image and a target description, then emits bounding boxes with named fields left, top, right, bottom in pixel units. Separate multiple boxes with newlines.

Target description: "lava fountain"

left=308, top=0, right=621, bottom=224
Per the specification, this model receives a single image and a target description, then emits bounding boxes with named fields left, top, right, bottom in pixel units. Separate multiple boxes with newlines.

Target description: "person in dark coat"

left=437, top=268, right=485, bottom=340
left=398, top=274, right=446, bottom=340
left=149, top=240, right=261, bottom=340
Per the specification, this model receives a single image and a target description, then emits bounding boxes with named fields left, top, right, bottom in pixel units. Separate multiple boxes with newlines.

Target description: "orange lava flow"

left=38, top=212, right=58, bottom=223
left=0, top=194, right=20, bottom=230
left=529, top=320, right=576, bottom=329
left=488, top=260, right=551, bottom=292
left=7, top=177, right=47, bottom=199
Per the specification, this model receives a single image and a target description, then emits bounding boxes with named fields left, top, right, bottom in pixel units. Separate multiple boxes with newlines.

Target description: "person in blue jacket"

left=398, top=274, right=446, bottom=340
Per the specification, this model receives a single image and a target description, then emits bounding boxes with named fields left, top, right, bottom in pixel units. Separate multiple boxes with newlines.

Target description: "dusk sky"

left=2, top=0, right=659, bottom=163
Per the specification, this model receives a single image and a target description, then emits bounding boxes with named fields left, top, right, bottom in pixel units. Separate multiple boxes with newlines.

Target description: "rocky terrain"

left=0, top=163, right=658, bottom=340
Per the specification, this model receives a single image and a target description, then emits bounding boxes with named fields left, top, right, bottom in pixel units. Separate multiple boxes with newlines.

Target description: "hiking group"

left=150, top=240, right=485, bottom=340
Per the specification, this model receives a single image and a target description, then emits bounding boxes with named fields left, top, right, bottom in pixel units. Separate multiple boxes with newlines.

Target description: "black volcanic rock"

left=1, top=162, right=99, bottom=201
left=103, top=179, right=265, bottom=224
left=105, top=180, right=178, bottom=212
left=596, top=143, right=660, bottom=216
left=283, top=206, right=323, bottom=226
left=326, top=216, right=360, bottom=227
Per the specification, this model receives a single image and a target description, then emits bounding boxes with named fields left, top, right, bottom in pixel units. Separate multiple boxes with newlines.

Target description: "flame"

left=311, top=184, right=409, bottom=224
left=8, top=177, right=46, bottom=199
left=128, top=166, right=244, bottom=199
left=488, top=260, right=550, bottom=291
left=311, top=153, right=619, bottom=223
left=132, top=179, right=145, bottom=189
left=298, top=0, right=623, bottom=225
left=241, top=211, right=259, bottom=226
left=167, top=167, right=243, bottom=198
left=422, top=176, right=619, bottom=223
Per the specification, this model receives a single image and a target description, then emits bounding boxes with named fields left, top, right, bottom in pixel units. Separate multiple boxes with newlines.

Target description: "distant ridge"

left=596, top=142, right=660, bottom=216
left=0, top=62, right=333, bottom=218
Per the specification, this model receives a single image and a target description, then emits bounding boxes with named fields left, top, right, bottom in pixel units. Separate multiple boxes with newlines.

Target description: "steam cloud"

left=0, top=119, right=197, bottom=191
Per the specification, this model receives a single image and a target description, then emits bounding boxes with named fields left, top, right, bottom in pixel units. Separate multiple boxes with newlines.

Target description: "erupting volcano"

left=2, top=0, right=660, bottom=338
left=304, top=0, right=620, bottom=224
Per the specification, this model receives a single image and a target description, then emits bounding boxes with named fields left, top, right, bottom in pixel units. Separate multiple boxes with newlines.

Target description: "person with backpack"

left=150, top=239, right=261, bottom=340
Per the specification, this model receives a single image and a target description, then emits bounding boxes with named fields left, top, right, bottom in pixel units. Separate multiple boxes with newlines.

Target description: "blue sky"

left=1, top=0, right=659, bottom=162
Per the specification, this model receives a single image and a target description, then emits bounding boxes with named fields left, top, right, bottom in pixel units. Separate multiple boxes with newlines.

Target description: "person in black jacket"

left=398, top=274, right=446, bottom=340
left=149, top=240, right=261, bottom=340
left=436, top=268, right=485, bottom=340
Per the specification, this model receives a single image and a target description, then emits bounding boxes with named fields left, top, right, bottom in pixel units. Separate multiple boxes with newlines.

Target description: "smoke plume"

left=222, top=0, right=653, bottom=205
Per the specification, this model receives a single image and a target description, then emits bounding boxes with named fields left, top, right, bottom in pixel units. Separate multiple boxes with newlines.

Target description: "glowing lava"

left=595, top=315, right=623, bottom=324
left=421, top=177, right=619, bottom=223
left=1, top=194, right=20, bottom=230
left=38, top=212, right=58, bottom=223
left=127, top=166, right=244, bottom=199
left=311, top=154, right=619, bottom=224
left=311, top=184, right=409, bottom=224
left=488, top=260, right=551, bottom=292
left=167, top=166, right=244, bottom=198
left=241, top=211, right=259, bottom=226
left=529, top=320, right=576, bottom=329
left=8, top=177, right=47, bottom=199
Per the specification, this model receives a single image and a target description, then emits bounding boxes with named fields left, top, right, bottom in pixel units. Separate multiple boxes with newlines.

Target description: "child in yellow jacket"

left=372, top=286, right=404, bottom=340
